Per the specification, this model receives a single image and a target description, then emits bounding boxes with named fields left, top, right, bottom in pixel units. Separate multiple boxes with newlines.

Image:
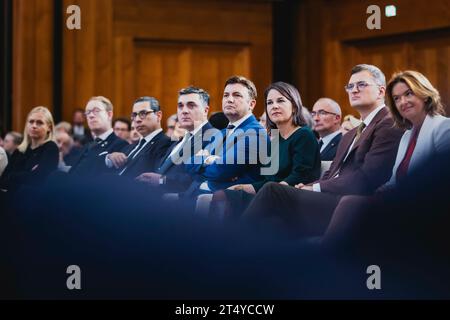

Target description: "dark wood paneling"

left=62, top=0, right=114, bottom=121
left=60, top=0, right=272, bottom=126
left=329, top=0, right=450, bottom=41
left=132, top=41, right=250, bottom=118
left=295, top=0, right=450, bottom=116
left=0, top=0, right=12, bottom=132
left=12, top=0, right=54, bottom=131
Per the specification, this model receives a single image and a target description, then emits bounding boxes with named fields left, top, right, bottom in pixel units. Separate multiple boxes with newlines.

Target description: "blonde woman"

left=0, top=106, right=58, bottom=192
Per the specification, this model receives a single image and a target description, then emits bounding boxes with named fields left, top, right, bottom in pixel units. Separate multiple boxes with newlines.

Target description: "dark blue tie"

left=128, top=139, right=146, bottom=159
left=158, top=133, right=192, bottom=174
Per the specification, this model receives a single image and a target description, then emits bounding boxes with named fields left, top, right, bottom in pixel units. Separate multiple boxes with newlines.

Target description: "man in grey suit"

left=244, top=64, right=404, bottom=238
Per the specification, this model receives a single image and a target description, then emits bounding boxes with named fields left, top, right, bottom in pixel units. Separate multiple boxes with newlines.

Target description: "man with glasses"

left=69, top=96, right=128, bottom=176
left=311, top=98, right=343, bottom=161
left=113, top=118, right=132, bottom=142
left=244, top=64, right=403, bottom=238
left=105, top=96, right=171, bottom=179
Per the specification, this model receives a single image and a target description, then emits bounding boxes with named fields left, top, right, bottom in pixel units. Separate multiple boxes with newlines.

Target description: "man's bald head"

left=312, top=98, right=342, bottom=138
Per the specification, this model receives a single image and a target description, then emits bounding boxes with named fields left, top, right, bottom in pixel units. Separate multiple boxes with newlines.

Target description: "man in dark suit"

left=71, top=108, right=93, bottom=146
left=244, top=64, right=404, bottom=237
left=311, top=98, right=343, bottom=161
left=55, top=131, right=82, bottom=170
left=135, top=87, right=214, bottom=193
left=105, top=97, right=171, bottom=179
left=69, top=96, right=129, bottom=176
left=184, top=76, right=269, bottom=195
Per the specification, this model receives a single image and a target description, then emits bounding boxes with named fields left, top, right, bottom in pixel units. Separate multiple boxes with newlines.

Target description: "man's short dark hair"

left=224, top=75, right=257, bottom=100
left=134, top=96, right=160, bottom=111
left=113, top=118, right=131, bottom=131
left=178, top=86, right=210, bottom=107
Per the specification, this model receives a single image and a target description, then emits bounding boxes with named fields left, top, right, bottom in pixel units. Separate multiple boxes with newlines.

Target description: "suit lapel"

left=344, top=108, right=388, bottom=161
left=223, top=114, right=259, bottom=153
left=321, top=133, right=341, bottom=157
left=331, top=129, right=356, bottom=171
left=99, top=132, right=115, bottom=151
left=125, top=132, right=162, bottom=170
left=409, top=114, right=433, bottom=171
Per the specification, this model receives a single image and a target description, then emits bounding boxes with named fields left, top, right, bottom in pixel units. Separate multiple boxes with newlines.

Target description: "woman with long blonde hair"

left=0, top=106, right=59, bottom=192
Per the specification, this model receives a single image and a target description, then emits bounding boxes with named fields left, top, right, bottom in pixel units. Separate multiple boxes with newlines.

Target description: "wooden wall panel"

left=60, top=0, right=272, bottom=126
left=62, top=0, right=114, bottom=121
left=133, top=42, right=250, bottom=119
left=328, top=0, right=450, bottom=42
left=410, top=33, right=450, bottom=111
left=112, top=0, right=271, bottom=121
left=295, top=0, right=450, bottom=117
left=113, top=37, right=136, bottom=118
left=12, top=0, right=54, bottom=131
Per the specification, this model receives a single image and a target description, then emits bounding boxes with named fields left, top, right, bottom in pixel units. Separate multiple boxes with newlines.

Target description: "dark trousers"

left=243, top=182, right=342, bottom=238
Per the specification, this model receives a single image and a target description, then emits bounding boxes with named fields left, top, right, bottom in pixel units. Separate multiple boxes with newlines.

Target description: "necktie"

left=396, top=128, right=420, bottom=182
left=175, top=132, right=192, bottom=158
left=318, top=139, right=324, bottom=150
left=332, top=122, right=366, bottom=178
left=118, top=139, right=147, bottom=176
left=223, top=124, right=236, bottom=144
left=128, top=139, right=146, bottom=159
left=158, top=133, right=192, bottom=173
left=354, top=122, right=366, bottom=144
left=88, top=138, right=103, bottom=150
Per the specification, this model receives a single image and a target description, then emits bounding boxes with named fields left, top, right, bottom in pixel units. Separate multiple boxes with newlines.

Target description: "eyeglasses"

left=311, top=110, right=338, bottom=117
left=344, top=81, right=379, bottom=92
left=131, top=110, right=154, bottom=121
left=84, top=107, right=104, bottom=116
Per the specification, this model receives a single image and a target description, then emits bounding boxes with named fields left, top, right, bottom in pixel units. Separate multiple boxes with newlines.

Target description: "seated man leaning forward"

left=243, top=64, right=404, bottom=238
left=183, top=75, right=271, bottom=197
left=135, top=86, right=214, bottom=193
left=105, top=96, right=172, bottom=179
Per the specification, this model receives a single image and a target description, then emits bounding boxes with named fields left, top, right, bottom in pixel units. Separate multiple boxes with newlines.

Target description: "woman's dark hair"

left=264, top=81, right=307, bottom=130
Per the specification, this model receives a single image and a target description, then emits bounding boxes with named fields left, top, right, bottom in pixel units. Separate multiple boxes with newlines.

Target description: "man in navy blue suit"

left=135, top=87, right=214, bottom=193
left=184, top=76, right=270, bottom=196
left=105, top=96, right=171, bottom=179
left=311, top=98, right=343, bottom=161
left=69, top=96, right=129, bottom=176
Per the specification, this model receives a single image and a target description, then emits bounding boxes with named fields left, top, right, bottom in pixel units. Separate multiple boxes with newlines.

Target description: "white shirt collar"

left=362, top=104, right=385, bottom=127
left=228, top=113, right=253, bottom=131
left=142, top=128, right=163, bottom=142
left=96, top=128, right=113, bottom=141
left=320, top=130, right=341, bottom=150
left=190, top=120, right=208, bottom=136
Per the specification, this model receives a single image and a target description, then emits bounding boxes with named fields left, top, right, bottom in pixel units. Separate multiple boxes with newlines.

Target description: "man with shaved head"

left=311, top=98, right=343, bottom=161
